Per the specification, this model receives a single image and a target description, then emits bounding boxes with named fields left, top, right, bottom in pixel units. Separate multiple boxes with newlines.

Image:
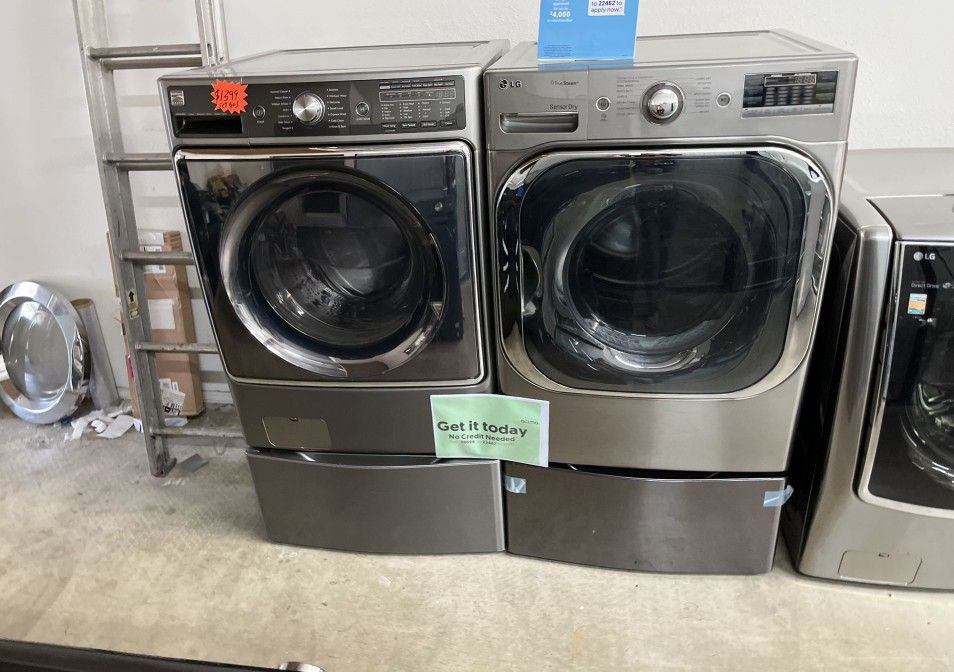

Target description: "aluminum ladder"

left=73, top=0, right=241, bottom=476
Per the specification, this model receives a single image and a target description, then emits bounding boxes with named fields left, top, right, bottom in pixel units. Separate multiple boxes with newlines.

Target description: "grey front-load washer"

left=160, top=42, right=508, bottom=554
left=485, top=31, right=857, bottom=573
left=784, top=148, right=954, bottom=588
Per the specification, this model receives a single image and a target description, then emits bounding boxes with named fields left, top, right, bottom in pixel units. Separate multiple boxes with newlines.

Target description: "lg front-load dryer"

left=160, top=41, right=508, bottom=554
left=485, top=31, right=857, bottom=573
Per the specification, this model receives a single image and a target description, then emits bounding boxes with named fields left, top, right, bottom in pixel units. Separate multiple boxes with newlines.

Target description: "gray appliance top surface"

left=845, top=148, right=954, bottom=198
left=488, top=30, right=851, bottom=72
left=870, top=195, right=954, bottom=242
left=845, top=148, right=954, bottom=241
left=175, top=41, right=508, bottom=78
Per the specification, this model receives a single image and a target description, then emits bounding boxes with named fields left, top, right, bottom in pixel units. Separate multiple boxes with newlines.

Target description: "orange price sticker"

left=210, top=80, right=248, bottom=114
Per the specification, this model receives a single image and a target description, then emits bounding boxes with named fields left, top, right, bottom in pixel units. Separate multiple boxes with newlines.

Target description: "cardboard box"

left=128, top=230, right=205, bottom=418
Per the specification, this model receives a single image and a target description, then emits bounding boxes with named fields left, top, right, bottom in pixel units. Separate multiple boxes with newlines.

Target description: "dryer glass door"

left=861, top=242, right=954, bottom=513
left=498, top=148, right=831, bottom=394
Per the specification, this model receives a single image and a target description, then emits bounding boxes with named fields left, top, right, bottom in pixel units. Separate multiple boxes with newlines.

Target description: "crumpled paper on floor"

left=66, top=402, right=191, bottom=441
left=66, top=402, right=135, bottom=441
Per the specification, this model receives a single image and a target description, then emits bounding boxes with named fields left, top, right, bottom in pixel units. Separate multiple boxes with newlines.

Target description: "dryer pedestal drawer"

left=247, top=449, right=505, bottom=554
left=504, top=463, right=785, bottom=574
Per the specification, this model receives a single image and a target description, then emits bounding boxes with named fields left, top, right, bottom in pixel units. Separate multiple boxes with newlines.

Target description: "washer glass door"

left=175, top=145, right=481, bottom=384
left=220, top=166, right=445, bottom=377
left=862, top=242, right=954, bottom=512
left=499, top=149, right=828, bottom=394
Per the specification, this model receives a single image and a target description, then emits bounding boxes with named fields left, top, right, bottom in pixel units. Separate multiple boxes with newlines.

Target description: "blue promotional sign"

left=538, top=0, right=639, bottom=61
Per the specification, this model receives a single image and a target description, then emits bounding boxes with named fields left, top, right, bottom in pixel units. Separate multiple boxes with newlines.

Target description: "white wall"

left=0, top=2, right=121, bottom=392
left=0, top=0, right=951, bottom=398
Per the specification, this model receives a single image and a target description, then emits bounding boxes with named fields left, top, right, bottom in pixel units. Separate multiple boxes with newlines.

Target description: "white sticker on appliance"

left=588, top=0, right=625, bottom=16
left=908, top=293, right=928, bottom=316
left=147, top=298, right=177, bottom=330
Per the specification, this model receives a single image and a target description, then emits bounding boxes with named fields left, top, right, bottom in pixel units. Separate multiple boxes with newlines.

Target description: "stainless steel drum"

left=0, top=282, right=89, bottom=423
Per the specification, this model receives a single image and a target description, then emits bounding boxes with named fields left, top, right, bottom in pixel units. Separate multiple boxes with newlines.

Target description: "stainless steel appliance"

left=160, top=42, right=508, bottom=554
left=485, top=31, right=857, bottom=573
left=784, top=148, right=954, bottom=588
left=0, top=282, right=89, bottom=424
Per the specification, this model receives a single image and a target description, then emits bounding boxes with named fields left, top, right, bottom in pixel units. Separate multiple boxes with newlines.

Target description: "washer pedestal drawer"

left=246, top=449, right=505, bottom=555
left=504, top=463, right=786, bottom=574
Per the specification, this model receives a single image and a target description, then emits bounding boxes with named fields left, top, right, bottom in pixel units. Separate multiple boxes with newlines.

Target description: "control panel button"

left=595, top=96, right=612, bottom=112
left=642, top=83, right=684, bottom=123
left=292, top=92, right=325, bottom=125
left=439, top=119, right=456, bottom=128
left=716, top=92, right=731, bottom=107
left=252, top=105, right=266, bottom=120
left=420, top=120, right=438, bottom=128
left=399, top=121, right=418, bottom=130
left=355, top=101, right=371, bottom=117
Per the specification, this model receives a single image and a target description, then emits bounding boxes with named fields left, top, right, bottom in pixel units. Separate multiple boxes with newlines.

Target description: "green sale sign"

left=429, top=394, right=550, bottom=466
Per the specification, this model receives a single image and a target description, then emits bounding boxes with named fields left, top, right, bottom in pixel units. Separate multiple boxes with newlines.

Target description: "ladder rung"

left=121, top=250, right=195, bottom=266
left=88, top=43, right=203, bottom=59
left=104, top=153, right=172, bottom=171
left=136, top=342, right=219, bottom=354
left=88, top=43, right=203, bottom=70
left=156, top=426, right=246, bottom=440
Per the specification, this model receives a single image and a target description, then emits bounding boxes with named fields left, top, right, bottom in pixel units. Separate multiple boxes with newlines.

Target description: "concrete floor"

left=1, top=404, right=953, bottom=671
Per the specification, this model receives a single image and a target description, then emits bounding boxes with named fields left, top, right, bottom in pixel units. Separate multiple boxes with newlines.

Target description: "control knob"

left=292, top=92, right=325, bottom=125
left=642, top=83, right=684, bottom=123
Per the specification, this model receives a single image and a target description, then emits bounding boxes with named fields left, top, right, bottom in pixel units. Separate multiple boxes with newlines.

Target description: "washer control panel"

left=168, top=75, right=465, bottom=138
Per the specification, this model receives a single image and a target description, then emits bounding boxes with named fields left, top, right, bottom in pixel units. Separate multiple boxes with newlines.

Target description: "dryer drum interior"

left=515, top=153, right=809, bottom=394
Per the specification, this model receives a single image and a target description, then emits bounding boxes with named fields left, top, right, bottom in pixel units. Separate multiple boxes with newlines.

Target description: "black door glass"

left=518, top=155, right=808, bottom=394
left=175, top=151, right=481, bottom=384
left=868, top=244, right=954, bottom=510
left=248, top=186, right=428, bottom=352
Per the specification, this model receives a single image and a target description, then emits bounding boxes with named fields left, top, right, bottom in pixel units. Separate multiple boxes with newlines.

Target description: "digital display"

left=764, top=73, right=817, bottom=87
left=742, top=70, right=837, bottom=116
left=379, top=88, right=457, bottom=103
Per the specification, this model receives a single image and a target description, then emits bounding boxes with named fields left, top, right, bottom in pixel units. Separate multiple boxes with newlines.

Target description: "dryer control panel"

left=167, top=75, right=466, bottom=138
left=741, top=70, right=839, bottom=117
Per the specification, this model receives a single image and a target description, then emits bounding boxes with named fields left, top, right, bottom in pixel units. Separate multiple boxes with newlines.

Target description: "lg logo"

left=914, top=251, right=937, bottom=261
left=498, top=79, right=522, bottom=90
